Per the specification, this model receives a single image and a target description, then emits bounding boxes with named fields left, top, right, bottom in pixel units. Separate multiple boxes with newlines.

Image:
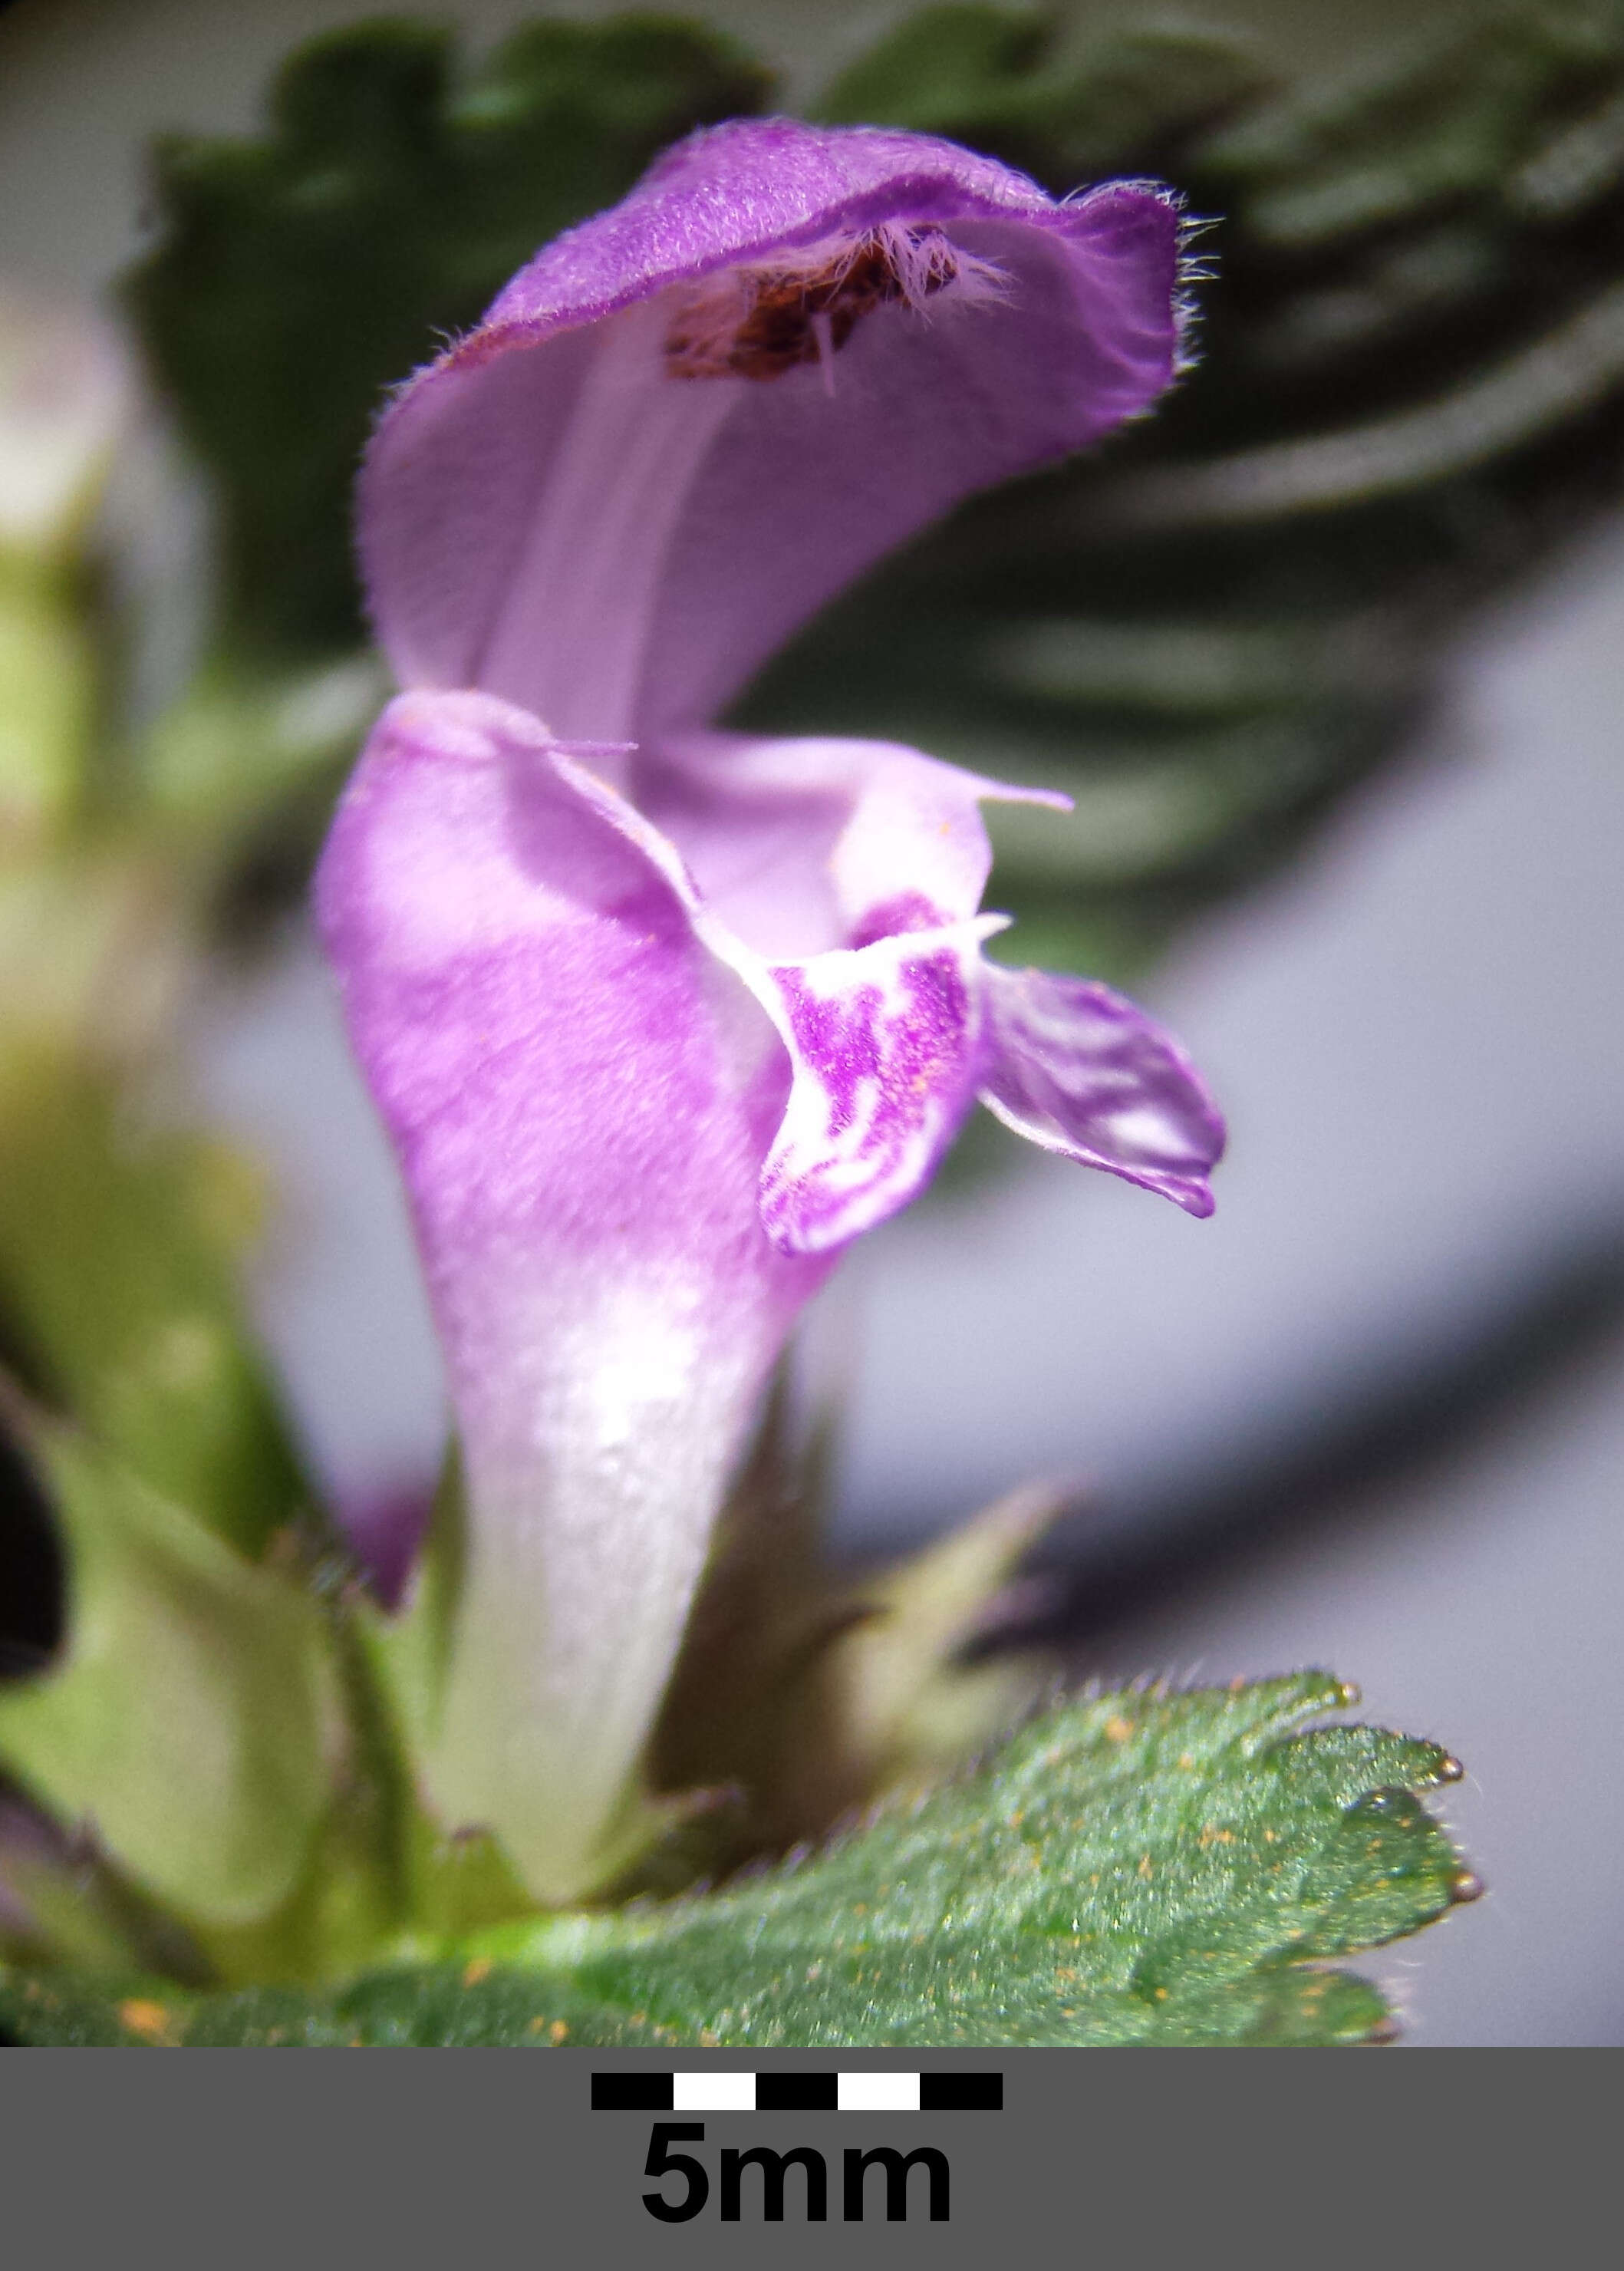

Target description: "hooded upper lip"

left=357, top=116, right=1187, bottom=744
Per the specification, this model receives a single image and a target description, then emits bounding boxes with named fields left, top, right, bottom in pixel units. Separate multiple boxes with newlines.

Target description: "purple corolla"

left=317, top=119, right=1224, bottom=1897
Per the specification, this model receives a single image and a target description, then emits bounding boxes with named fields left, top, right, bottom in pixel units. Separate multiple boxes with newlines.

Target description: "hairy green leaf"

left=0, top=1673, right=1476, bottom=2045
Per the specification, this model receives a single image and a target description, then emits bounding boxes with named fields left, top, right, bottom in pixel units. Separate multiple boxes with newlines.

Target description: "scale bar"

left=591, top=2071, right=1001, bottom=2112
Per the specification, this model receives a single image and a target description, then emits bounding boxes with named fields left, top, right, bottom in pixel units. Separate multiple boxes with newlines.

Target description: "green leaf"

left=0, top=1674, right=1477, bottom=2045
left=815, top=5, right=1269, bottom=182
left=1196, top=0, right=1624, bottom=247
left=0, top=565, right=99, bottom=843
left=124, top=16, right=771, bottom=658
left=134, top=652, right=386, bottom=837
left=533, top=1673, right=1473, bottom=2047
left=0, top=1398, right=341, bottom=1929
left=0, top=1964, right=647, bottom=2049
left=0, top=1046, right=311, bottom=1557
left=0, top=1795, right=203, bottom=1979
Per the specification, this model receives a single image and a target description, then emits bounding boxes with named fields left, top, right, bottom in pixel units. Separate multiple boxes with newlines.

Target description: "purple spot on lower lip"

left=774, top=969, right=885, bottom=1136
left=763, top=944, right=977, bottom=1248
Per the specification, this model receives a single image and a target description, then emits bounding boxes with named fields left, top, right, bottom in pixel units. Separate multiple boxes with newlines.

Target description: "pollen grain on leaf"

left=117, top=1998, right=175, bottom=2044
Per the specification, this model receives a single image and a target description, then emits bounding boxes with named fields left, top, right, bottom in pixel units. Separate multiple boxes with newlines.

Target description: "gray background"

left=1, top=2045, right=1590, bottom=2258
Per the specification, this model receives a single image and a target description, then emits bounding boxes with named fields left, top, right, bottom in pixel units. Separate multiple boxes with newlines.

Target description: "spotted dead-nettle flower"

left=317, top=119, right=1224, bottom=1897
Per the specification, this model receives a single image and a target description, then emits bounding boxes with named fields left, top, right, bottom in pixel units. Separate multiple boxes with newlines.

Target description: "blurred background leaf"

left=0, top=1046, right=314, bottom=1560
left=123, top=15, right=772, bottom=661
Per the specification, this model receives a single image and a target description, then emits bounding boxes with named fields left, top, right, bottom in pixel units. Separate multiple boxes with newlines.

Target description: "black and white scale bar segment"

left=592, top=2072, right=1000, bottom=2112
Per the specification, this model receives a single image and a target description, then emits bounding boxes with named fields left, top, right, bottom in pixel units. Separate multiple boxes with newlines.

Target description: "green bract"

left=0, top=1402, right=338, bottom=1928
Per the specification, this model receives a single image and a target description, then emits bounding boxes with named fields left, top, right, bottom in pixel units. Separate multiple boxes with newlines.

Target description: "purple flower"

left=317, top=119, right=1224, bottom=1897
